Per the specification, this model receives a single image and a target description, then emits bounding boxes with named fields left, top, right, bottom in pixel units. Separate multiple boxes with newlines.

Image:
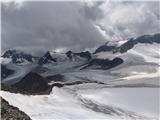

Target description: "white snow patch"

left=0, top=57, right=12, bottom=64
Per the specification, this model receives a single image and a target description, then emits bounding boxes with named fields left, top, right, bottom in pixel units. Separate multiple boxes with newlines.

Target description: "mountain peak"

left=66, top=51, right=73, bottom=59
left=12, top=72, right=51, bottom=94
left=2, top=49, right=34, bottom=64
left=38, top=51, right=57, bottom=65
left=95, top=33, right=160, bottom=54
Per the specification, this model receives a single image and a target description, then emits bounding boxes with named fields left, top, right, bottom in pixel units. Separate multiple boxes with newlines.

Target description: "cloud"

left=97, top=1, right=160, bottom=41
left=1, top=1, right=106, bottom=54
left=1, top=1, right=160, bottom=55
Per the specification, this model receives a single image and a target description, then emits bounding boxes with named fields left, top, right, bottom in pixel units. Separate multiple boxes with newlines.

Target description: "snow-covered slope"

left=95, top=43, right=159, bottom=76
left=2, top=63, right=37, bottom=85
left=1, top=86, right=158, bottom=120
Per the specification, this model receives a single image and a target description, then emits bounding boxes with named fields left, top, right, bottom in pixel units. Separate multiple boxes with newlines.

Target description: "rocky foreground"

left=1, top=97, right=31, bottom=120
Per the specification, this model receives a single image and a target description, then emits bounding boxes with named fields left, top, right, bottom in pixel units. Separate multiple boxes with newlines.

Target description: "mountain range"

left=1, top=33, right=160, bottom=120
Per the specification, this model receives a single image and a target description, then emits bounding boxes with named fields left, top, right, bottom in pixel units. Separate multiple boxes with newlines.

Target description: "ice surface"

left=1, top=86, right=158, bottom=120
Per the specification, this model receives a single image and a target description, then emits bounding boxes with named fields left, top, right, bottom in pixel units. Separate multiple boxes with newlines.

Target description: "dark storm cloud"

left=1, top=1, right=160, bottom=55
left=1, top=1, right=106, bottom=54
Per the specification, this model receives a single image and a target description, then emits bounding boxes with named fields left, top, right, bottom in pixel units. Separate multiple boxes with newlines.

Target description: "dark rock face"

left=1, top=65, right=14, bottom=80
left=136, top=34, right=160, bottom=44
left=95, top=33, right=160, bottom=54
left=82, top=57, right=123, bottom=69
left=66, top=51, right=92, bottom=60
left=75, top=51, right=92, bottom=60
left=12, top=72, right=51, bottom=94
left=2, top=50, right=34, bottom=64
left=1, top=97, right=31, bottom=120
left=118, top=38, right=137, bottom=53
left=66, top=51, right=73, bottom=59
left=38, top=51, right=57, bottom=65
left=118, top=33, right=160, bottom=53
left=112, top=58, right=124, bottom=66
left=94, top=43, right=117, bottom=54
left=153, top=34, right=160, bottom=43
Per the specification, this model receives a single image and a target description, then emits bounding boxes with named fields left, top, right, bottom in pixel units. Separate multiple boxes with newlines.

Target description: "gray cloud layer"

left=1, top=1, right=160, bottom=55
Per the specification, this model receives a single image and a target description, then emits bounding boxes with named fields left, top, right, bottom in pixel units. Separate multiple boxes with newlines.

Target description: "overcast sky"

left=1, top=1, right=160, bottom=55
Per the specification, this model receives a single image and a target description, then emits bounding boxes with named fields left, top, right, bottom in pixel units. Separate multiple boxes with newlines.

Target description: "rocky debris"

left=1, top=97, right=31, bottom=120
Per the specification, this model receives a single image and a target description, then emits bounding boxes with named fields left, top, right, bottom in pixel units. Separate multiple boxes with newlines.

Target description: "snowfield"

left=1, top=88, right=114, bottom=120
left=1, top=87, right=159, bottom=120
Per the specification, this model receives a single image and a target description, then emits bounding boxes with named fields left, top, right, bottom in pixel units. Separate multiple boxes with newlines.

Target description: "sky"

left=1, top=1, right=160, bottom=55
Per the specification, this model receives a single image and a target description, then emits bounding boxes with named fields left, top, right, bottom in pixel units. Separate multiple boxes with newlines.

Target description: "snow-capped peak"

left=1, top=49, right=35, bottom=64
